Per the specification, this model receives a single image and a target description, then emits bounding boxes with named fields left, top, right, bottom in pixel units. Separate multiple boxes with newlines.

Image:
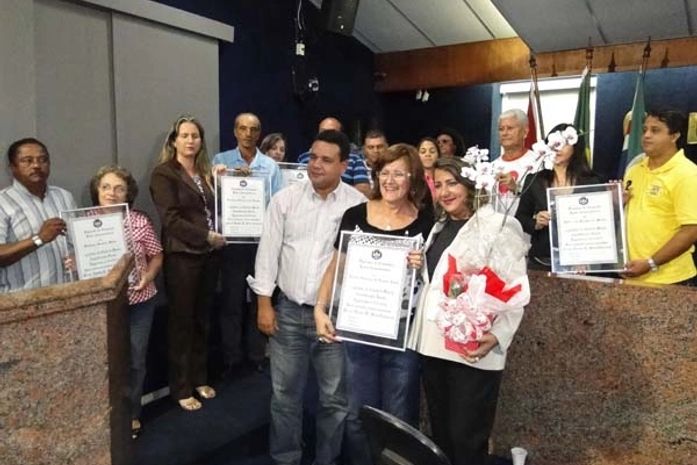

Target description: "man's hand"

left=257, top=300, right=278, bottom=336
left=622, top=259, right=651, bottom=278
left=234, top=166, right=252, bottom=176
left=354, top=182, right=371, bottom=197
left=38, top=218, right=66, bottom=243
left=496, top=172, right=517, bottom=193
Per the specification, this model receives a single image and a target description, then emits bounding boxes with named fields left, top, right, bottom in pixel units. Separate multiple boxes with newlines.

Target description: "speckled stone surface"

left=492, top=271, right=697, bottom=465
left=0, top=256, right=133, bottom=465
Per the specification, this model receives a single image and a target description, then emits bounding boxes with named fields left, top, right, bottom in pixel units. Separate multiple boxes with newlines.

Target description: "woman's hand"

left=407, top=249, right=424, bottom=270
left=461, top=333, right=499, bottom=364
left=314, top=306, right=339, bottom=343
left=133, top=272, right=153, bottom=292
left=533, top=210, right=551, bottom=230
left=207, top=231, right=226, bottom=249
left=212, top=164, right=228, bottom=177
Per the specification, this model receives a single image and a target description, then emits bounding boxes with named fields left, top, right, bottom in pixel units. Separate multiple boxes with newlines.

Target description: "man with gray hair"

left=491, top=108, right=540, bottom=214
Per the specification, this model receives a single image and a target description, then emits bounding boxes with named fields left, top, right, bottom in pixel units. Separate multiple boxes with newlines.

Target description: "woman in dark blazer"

left=150, top=115, right=225, bottom=411
left=515, top=123, right=602, bottom=271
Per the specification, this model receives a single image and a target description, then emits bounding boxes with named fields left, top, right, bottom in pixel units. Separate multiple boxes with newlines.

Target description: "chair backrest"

left=359, top=405, right=452, bottom=465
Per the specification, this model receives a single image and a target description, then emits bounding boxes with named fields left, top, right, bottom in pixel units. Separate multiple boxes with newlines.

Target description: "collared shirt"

left=491, top=149, right=541, bottom=215
left=212, top=147, right=284, bottom=195
left=625, top=149, right=697, bottom=284
left=248, top=181, right=366, bottom=306
left=297, top=150, right=370, bottom=186
left=0, top=180, right=77, bottom=293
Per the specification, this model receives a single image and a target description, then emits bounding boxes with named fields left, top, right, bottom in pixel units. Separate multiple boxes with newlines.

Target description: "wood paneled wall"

left=374, top=36, right=697, bottom=92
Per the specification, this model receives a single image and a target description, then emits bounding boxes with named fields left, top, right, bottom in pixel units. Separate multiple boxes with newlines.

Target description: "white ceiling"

left=493, top=0, right=697, bottom=52
left=310, top=0, right=516, bottom=52
left=311, top=0, right=697, bottom=53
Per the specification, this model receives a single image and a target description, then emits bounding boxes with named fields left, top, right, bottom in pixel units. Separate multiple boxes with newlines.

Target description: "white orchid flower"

left=463, top=145, right=490, bottom=165
left=562, top=126, right=579, bottom=145
left=532, top=141, right=556, bottom=170
left=546, top=131, right=565, bottom=151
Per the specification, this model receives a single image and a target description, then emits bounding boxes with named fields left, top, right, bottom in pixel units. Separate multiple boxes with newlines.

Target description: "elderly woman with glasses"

left=89, top=165, right=163, bottom=439
left=314, top=143, right=434, bottom=465
left=149, top=115, right=226, bottom=412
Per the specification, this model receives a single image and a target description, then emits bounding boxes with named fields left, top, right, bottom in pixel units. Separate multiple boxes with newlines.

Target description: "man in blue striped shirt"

left=0, top=138, right=77, bottom=293
left=297, top=117, right=371, bottom=196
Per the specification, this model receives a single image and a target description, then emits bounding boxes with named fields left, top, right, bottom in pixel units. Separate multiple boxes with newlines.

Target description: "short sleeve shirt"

left=0, top=180, right=77, bottom=293
left=625, top=149, right=697, bottom=284
left=128, top=210, right=163, bottom=305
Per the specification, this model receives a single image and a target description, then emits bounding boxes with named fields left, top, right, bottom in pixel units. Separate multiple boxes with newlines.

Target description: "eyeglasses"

left=17, top=156, right=49, bottom=166
left=99, top=184, right=127, bottom=195
left=377, top=170, right=410, bottom=181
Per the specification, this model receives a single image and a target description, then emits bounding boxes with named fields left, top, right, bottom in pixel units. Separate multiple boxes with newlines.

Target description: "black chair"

left=359, top=405, right=452, bottom=465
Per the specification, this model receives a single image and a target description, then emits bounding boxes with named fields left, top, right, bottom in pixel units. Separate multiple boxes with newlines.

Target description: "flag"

left=617, top=68, right=646, bottom=177
left=524, top=81, right=540, bottom=150
left=573, top=66, right=592, bottom=166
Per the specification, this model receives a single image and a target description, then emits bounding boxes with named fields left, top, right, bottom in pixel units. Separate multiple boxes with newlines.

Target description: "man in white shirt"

left=0, top=138, right=76, bottom=293
left=491, top=109, right=540, bottom=215
left=249, top=130, right=365, bottom=465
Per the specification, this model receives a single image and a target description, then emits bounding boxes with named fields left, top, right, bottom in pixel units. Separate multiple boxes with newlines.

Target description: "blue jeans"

left=269, top=295, right=348, bottom=465
left=344, top=343, right=421, bottom=465
left=128, top=298, right=156, bottom=419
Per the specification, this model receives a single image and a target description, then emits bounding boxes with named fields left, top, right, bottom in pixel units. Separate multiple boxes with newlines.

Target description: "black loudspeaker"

left=321, top=0, right=360, bottom=36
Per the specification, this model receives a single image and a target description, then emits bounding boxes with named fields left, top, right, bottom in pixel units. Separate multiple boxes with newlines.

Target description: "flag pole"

left=529, top=53, right=544, bottom=137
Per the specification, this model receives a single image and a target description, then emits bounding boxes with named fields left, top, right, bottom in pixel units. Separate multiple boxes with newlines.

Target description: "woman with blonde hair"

left=150, top=115, right=225, bottom=411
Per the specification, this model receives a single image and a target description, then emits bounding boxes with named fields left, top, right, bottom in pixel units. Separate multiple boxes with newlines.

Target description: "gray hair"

left=499, top=108, right=528, bottom=128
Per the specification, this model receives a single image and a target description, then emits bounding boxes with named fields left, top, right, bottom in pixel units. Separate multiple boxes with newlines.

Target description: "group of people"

left=2, top=103, right=697, bottom=465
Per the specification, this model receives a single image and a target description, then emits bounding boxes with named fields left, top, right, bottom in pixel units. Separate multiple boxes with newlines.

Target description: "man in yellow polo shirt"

left=624, top=109, right=697, bottom=285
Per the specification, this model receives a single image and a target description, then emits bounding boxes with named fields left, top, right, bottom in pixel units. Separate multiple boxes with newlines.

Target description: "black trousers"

left=219, top=244, right=266, bottom=367
left=164, top=251, right=220, bottom=400
left=422, top=355, right=502, bottom=465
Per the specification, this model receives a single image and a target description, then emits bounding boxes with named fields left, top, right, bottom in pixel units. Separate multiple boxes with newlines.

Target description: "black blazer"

left=150, top=159, right=214, bottom=255
left=515, top=171, right=602, bottom=266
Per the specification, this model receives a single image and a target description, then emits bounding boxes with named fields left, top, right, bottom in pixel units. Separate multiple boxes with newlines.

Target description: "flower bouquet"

left=429, top=143, right=542, bottom=354
left=437, top=255, right=528, bottom=354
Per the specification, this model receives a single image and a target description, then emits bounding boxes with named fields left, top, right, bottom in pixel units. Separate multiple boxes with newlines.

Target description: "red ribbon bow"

left=480, top=266, right=521, bottom=302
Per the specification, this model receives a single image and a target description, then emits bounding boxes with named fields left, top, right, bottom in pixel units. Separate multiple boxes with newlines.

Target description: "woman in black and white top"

left=314, top=143, right=433, bottom=465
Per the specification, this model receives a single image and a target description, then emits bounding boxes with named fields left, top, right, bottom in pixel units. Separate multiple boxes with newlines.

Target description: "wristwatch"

left=647, top=257, right=659, bottom=272
left=32, top=235, right=44, bottom=248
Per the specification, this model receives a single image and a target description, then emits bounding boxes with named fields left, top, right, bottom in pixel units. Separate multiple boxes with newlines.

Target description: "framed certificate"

left=329, top=231, right=422, bottom=351
left=278, top=162, right=309, bottom=187
left=61, top=204, right=134, bottom=281
left=214, top=170, right=270, bottom=243
left=547, top=183, right=628, bottom=274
